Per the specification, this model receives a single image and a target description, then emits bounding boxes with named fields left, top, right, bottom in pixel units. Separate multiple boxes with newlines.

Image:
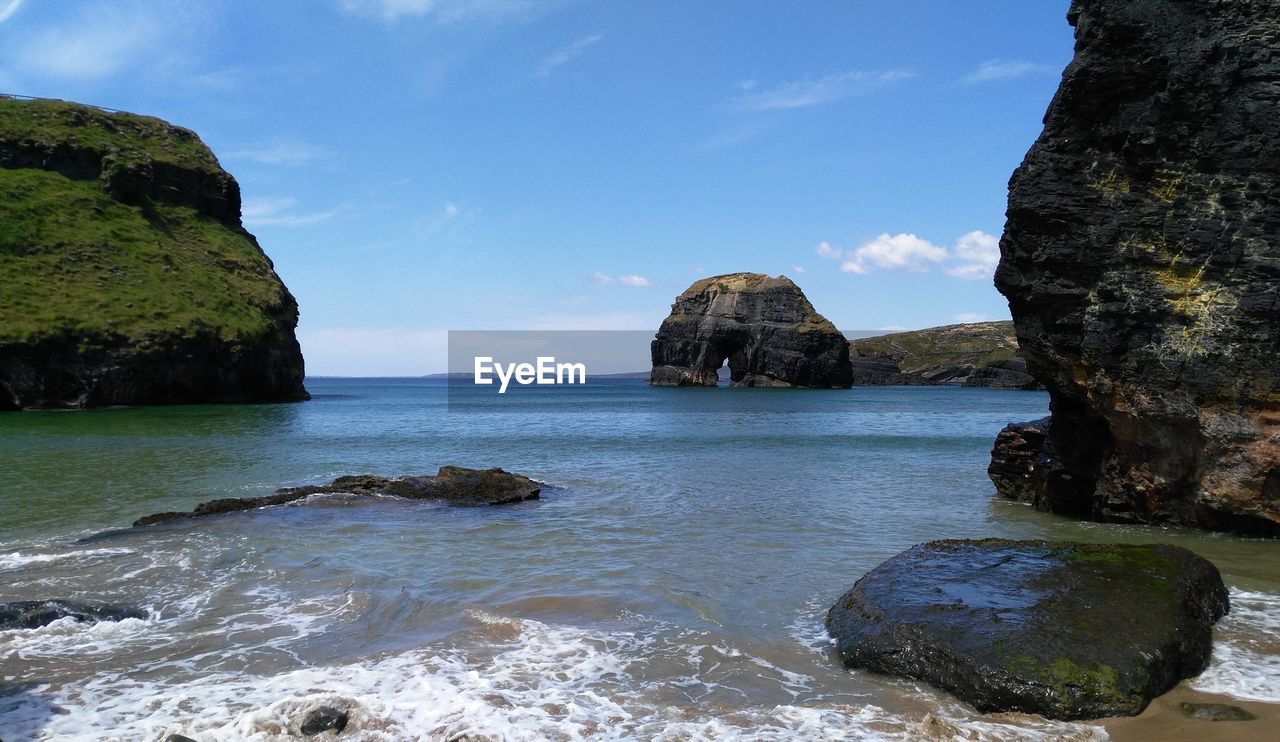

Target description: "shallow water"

left=1, top=379, right=1277, bottom=740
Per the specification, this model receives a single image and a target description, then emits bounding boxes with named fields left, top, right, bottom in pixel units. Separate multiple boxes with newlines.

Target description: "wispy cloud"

left=960, top=59, right=1055, bottom=85
left=735, top=69, right=916, bottom=111
left=954, top=312, right=990, bottom=323
left=818, top=230, right=1001, bottom=279
left=534, top=33, right=603, bottom=79
left=227, top=140, right=331, bottom=167
left=339, top=0, right=533, bottom=23
left=0, top=0, right=23, bottom=24
left=791, top=265, right=806, bottom=274
left=242, top=197, right=342, bottom=228
left=593, top=272, right=649, bottom=287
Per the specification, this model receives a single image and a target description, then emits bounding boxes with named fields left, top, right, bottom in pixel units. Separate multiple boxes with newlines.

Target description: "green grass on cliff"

left=0, top=169, right=284, bottom=344
left=0, top=97, right=221, bottom=173
left=850, top=322, right=1019, bottom=373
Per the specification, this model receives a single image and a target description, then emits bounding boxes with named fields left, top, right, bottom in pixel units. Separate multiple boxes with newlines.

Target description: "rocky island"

left=990, top=0, right=1280, bottom=535
left=849, top=321, right=1040, bottom=390
left=650, top=273, right=853, bottom=388
left=0, top=96, right=308, bottom=410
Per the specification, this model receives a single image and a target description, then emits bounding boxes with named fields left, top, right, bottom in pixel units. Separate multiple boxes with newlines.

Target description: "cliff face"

left=994, top=1, right=1280, bottom=533
left=650, top=273, right=852, bottom=388
left=849, top=321, right=1041, bottom=390
left=0, top=97, right=308, bottom=409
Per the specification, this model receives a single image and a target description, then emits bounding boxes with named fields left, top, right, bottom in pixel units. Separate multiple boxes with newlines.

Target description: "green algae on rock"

left=848, top=321, right=1040, bottom=389
left=825, top=539, right=1229, bottom=720
left=0, top=96, right=307, bottom=409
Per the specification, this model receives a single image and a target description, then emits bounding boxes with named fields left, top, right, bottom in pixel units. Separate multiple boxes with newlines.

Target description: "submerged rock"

left=1180, top=702, right=1256, bottom=722
left=0, top=599, right=146, bottom=630
left=994, top=1, right=1280, bottom=533
left=849, top=322, right=1041, bottom=390
left=650, top=273, right=852, bottom=388
left=825, top=539, right=1228, bottom=720
left=300, top=705, right=349, bottom=736
left=134, top=466, right=540, bottom=527
left=0, top=96, right=308, bottom=409
left=988, top=417, right=1054, bottom=505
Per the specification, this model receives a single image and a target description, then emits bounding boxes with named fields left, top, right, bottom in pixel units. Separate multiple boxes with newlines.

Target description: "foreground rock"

left=0, top=599, right=146, bottom=630
left=0, top=96, right=307, bottom=409
left=848, top=322, right=1040, bottom=389
left=826, top=539, right=1228, bottom=720
left=988, top=417, right=1053, bottom=505
left=134, top=466, right=540, bottom=527
left=300, top=706, right=349, bottom=736
left=650, top=273, right=852, bottom=388
left=993, top=2, right=1280, bottom=533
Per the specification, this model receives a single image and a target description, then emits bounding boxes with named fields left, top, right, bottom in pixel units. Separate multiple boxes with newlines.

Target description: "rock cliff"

left=993, top=1, right=1280, bottom=534
left=650, top=273, right=852, bottom=388
left=0, top=97, right=307, bottom=409
left=849, top=321, right=1040, bottom=389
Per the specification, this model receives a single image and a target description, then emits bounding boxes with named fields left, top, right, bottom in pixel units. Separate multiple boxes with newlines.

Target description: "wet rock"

left=1180, top=702, right=1256, bottom=721
left=134, top=466, right=541, bottom=527
left=300, top=705, right=348, bottom=736
left=165, top=735, right=199, bottom=742
left=0, top=599, right=146, bottom=630
left=825, top=539, right=1229, bottom=720
left=650, top=273, right=852, bottom=388
left=988, top=417, right=1054, bottom=505
left=994, top=1, right=1280, bottom=534
left=849, top=322, right=1041, bottom=390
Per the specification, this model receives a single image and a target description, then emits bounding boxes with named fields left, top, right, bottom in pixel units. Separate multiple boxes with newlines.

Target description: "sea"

left=2, top=378, right=1278, bottom=740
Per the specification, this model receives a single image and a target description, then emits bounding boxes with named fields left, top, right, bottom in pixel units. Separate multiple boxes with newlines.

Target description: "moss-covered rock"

left=848, top=321, right=1040, bottom=389
left=825, top=539, right=1229, bottom=720
left=0, top=96, right=307, bottom=409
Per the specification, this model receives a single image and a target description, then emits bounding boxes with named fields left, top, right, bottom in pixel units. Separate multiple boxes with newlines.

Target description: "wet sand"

left=1104, top=685, right=1280, bottom=742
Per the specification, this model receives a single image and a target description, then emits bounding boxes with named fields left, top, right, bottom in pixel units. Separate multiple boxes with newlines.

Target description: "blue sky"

left=0, top=0, right=1075, bottom=375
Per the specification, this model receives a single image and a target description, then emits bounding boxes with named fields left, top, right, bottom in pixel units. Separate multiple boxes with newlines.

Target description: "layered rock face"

left=650, top=273, right=852, bottom=388
left=0, top=97, right=308, bottom=409
left=994, top=1, right=1280, bottom=533
left=849, top=321, right=1041, bottom=390
left=826, top=539, right=1229, bottom=720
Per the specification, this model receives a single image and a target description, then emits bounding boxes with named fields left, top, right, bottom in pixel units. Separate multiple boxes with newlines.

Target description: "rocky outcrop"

left=650, top=273, right=852, bottom=388
left=134, top=466, right=541, bottom=527
left=0, top=599, right=146, bottom=630
left=848, top=321, right=1041, bottom=390
left=0, top=96, right=307, bottom=409
left=993, top=1, right=1280, bottom=533
left=826, top=539, right=1229, bottom=720
left=989, top=417, right=1054, bottom=505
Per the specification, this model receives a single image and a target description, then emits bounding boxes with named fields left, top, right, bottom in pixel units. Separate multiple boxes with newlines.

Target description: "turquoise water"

left=2, top=379, right=1278, bottom=740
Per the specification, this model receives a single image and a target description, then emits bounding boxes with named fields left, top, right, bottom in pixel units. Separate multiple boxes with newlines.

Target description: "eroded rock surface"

left=650, top=273, right=852, bottom=388
left=826, top=539, right=1229, bottom=720
left=989, top=417, right=1054, bottom=505
left=994, top=1, right=1280, bottom=533
left=134, top=466, right=540, bottom=527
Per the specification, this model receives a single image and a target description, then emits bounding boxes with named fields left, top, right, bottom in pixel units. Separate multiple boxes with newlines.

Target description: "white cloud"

left=954, top=312, right=989, bottom=323
left=533, top=33, right=603, bottom=79
left=227, top=140, right=331, bottom=167
left=945, top=230, right=1001, bottom=279
left=242, top=197, right=342, bottom=228
left=339, top=0, right=532, bottom=23
left=593, top=273, right=649, bottom=287
left=961, top=59, right=1055, bottom=85
left=736, top=69, right=915, bottom=111
left=840, top=233, right=947, bottom=274
left=792, top=265, right=806, bottom=274
left=0, top=0, right=23, bottom=24
left=815, top=241, right=842, bottom=259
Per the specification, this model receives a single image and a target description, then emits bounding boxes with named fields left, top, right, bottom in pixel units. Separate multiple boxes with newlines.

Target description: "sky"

left=0, top=0, right=1077, bottom=375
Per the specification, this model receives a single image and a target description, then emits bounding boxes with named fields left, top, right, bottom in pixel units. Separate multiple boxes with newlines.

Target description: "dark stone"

left=650, top=273, right=852, bottom=388
left=1179, top=702, right=1257, bottom=721
left=825, top=539, right=1229, bottom=720
left=0, top=600, right=146, bottom=630
left=988, top=417, right=1054, bottom=505
left=994, top=1, right=1280, bottom=534
left=134, top=466, right=541, bottom=527
left=300, top=706, right=349, bottom=736
left=165, top=735, right=199, bottom=742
